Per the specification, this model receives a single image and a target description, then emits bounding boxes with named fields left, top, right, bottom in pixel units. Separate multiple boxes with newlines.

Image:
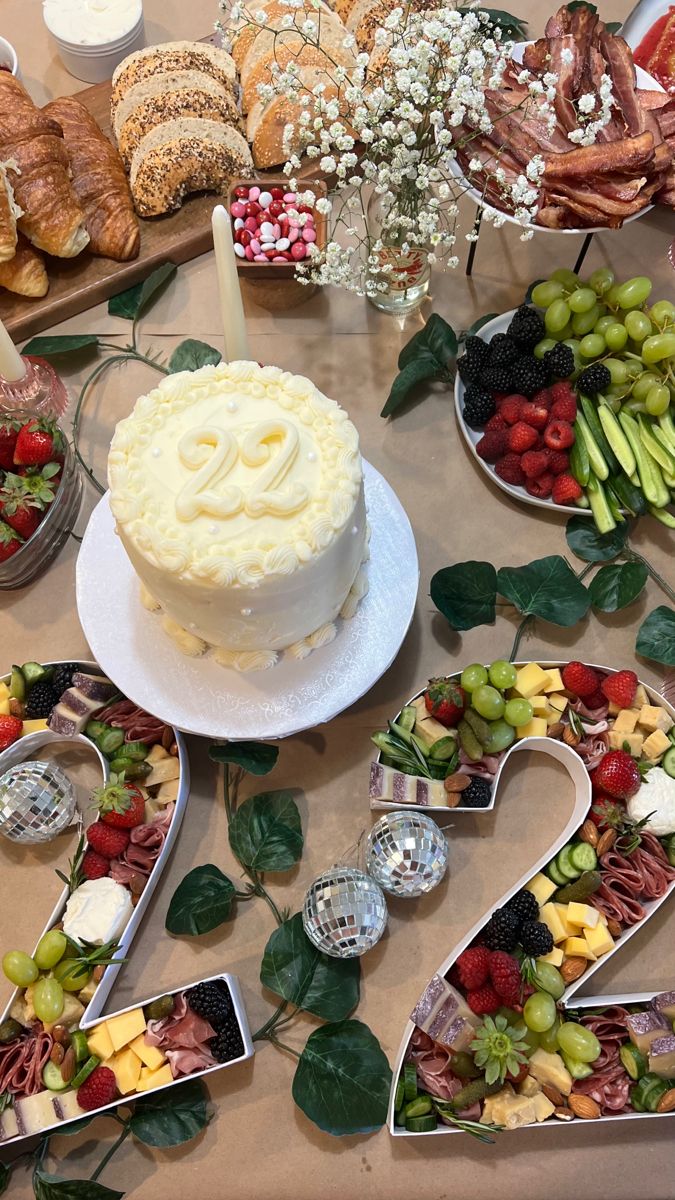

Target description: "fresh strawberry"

left=466, top=984, right=501, bottom=1016
left=589, top=794, right=626, bottom=829
left=0, top=521, right=23, bottom=562
left=500, top=395, right=525, bottom=425
left=507, top=421, right=538, bottom=454
left=0, top=475, right=43, bottom=540
left=547, top=450, right=570, bottom=475
left=86, top=820, right=130, bottom=859
left=506, top=1060, right=530, bottom=1085
left=424, top=677, right=466, bottom=727
left=93, top=780, right=146, bottom=828
left=550, top=394, right=577, bottom=422
left=544, top=419, right=575, bottom=451
left=551, top=473, right=582, bottom=505
left=495, top=454, right=525, bottom=486
left=456, top=945, right=491, bottom=990
left=476, top=431, right=507, bottom=462
left=521, top=450, right=549, bottom=479
left=0, top=714, right=22, bottom=751
left=593, top=749, right=641, bottom=800
left=561, top=661, right=600, bottom=698
left=77, top=1066, right=118, bottom=1112
left=13, top=419, right=64, bottom=468
left=525, top=472, right=554, bottom=498
left=485, top=413, right=507, bottom=432
left=0, top=419, right=19, bottom=470
left=601, top=670, right=638, bottom=709
left=82, top=849, right=109, bottom=880
left=519, top=402, right=549, bottom=430
left=489, top=951, right=522, bottom=1005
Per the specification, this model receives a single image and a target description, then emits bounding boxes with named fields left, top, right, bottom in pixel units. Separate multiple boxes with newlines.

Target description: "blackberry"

left=464, top=335, right=491, bottom=364
left=24, top=681, right=60, bottom=719
left=483, top=908, right=520, bottom=952
left=504, top=889, right=539, bottom=926
left=210, top=1015, right=245, bottom=1063
left=456, top=354, right=484, bottom=386
left=507, top=305, right=545, bottom=350
left=510, top=356, right=550, bottom=398
left=543, top=343, right=575, bottom=380
left=577, top=363, right=611, bottom=396
left=488, top=333, right=519, bottom=367
left=461, top=777, right=492, bottom=808
left=52, top=662, right=79, bottom=696
left=519, top=920, right=554, bottom=957
left=462, top=389, right=495, bottom=430
left=480, top=364, right=514, bottom=394
left=186, top=981, right=234, bottom=1028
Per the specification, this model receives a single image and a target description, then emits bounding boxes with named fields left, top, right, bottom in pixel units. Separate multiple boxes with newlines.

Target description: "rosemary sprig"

left=55, top=832, right=86, bottom=895
left=432, top=1101, right=502, bottom=1143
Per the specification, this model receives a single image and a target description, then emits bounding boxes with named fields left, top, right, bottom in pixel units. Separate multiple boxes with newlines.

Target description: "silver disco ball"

left=0, top=761, right=76, bottom=843
left=302, top=867, right=388, bottom=958
left=365, top=811, right=448, bottom=897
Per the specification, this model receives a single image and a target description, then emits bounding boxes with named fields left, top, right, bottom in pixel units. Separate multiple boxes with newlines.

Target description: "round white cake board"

left=76, top=461, right=419, bottom=740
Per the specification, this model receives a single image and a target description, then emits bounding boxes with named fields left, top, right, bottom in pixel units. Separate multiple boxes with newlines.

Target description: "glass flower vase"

left=365, top=191, right=431, bottom=316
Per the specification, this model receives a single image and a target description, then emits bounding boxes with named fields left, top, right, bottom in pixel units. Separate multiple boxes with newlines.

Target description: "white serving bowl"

left=43, top=5, right=145, bottom=84
left=0, top=35, right=20, bottom=79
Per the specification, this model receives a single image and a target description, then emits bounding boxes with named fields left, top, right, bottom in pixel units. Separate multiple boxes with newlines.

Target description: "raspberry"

left=466, top=984, right=501, bottom=1016
left=552, top=473, right=583, bottom=505
left=495, top=454, right=525, bottom=486
left=521, top=450, right=550, bottom=479
left=585, top=688, right=608, bottom=710
left=476, top=431, right=507, bottom=462
left=489, top=951, right=522, bottom=1005
left=544, top=419, right=575, bottom=451
left=86, top=821, right=130, bottom=859
left=77, top=1066, right=118, bottom=1112
left=550, top=394, right=577, bottom=422
left=525, top=472, right=554, bottom=498
left=507, top=422, right=539, bottom=454
left=485, top=412, right=507, bottom=431
left=547, top=450, right=570, bottom=475
left=82, top=849, right=109, bottom=880
left=550, top=381, right=575, bottom=403
left=601, top=670, right=638, bottom=709
left=531, top=388, right=553, bottom=409
left=562, top=660, right=601, bottom=699
left=499, top=395, right=525, bottom=425
left=456, top=945, right=491, bottom=990
left=519, top=402, right=549, bottom=430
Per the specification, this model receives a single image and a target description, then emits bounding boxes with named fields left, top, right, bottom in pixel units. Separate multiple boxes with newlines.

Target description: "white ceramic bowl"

left=43, top=6, right=145, bottom=84
left=0, top=35, right=20, bottom=79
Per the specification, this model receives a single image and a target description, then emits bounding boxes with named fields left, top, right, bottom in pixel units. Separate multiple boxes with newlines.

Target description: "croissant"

left=0, top=162, right=19, bottom=264
left=0, top=74, right=89, bottom=258
left=44, top=96, right=140, bottom=261
left=0, top=233, right=48, bottom=297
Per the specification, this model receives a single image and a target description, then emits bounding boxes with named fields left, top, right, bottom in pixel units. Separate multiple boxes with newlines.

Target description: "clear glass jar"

left=366, top=191, right=431, bottom=315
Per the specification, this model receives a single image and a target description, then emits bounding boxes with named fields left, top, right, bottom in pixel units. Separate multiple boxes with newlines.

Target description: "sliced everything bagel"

left=129, top=118, right=253, bottom=217
left=111, top=41, right=237, bottom=115
left=114, top=71, right=241, bottom=167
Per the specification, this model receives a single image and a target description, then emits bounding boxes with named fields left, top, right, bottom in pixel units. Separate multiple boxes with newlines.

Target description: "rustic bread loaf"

left=114, top=71, right=240, bottom=167
left=229, top=0, right=333, bottom=71
left=129, top=118, right=252, bottom=216
left=247, top=66, right=341, bottom=168
left=111, top=41, right=237, bottom=115
left=241, top=36, right=355, bottom=113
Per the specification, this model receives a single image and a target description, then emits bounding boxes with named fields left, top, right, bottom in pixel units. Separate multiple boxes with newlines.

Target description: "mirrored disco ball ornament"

left=302, top=868, right=388, bottom=958
left=366, top=811, right=448, bottom=897
left=0, top=761, right=76, bottom=843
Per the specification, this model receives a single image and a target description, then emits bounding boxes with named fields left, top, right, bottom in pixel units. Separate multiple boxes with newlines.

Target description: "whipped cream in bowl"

left=43, top=0, right=142, bottom=46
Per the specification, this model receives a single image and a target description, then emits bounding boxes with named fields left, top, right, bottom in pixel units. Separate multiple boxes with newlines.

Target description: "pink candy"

left=302, top=228, right=316, bottom=243
left=230, top=201, right=246, bottom=219
left=291, top=242, right=306, bottom=260
left=231, top=185, right=318, bottom=267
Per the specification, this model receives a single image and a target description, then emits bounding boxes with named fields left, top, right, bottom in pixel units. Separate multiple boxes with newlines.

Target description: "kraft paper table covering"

left=1, top=0, right=675, bottom=1195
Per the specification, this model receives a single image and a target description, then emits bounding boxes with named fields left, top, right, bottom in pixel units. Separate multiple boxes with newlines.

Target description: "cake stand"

left=76, top=461, right=419, bottom=740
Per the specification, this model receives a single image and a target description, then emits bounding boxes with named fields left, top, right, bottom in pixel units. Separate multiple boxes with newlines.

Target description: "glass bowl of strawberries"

left=0, top=411, right=82, bottom=589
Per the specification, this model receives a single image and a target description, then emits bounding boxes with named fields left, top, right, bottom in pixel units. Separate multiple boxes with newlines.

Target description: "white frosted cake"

left=108, top=361, right=368, bottom=670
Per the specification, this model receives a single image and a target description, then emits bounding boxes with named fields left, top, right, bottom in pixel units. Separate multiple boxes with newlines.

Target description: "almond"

left=553, top=1106, right=575, bottom=1121
left=50, top=1043, right=65, bottom=1065
left=656, top=1088, right=675, bottom=1114
left=568, top=1094, right=601, bottom=1120
left=560, top=956, right=587, bottom=983
left=162, top=726, right=173, bottom=750
left=562, top=725, right=581, bottom=747
left=578, top=819, right=599, bottom=847
left=170, top=742, right=179, bottom=756
left=606, top=917, right=622, bottom=938
left=60, top=1047, right=76, bottom=1084
left=596, top=828, right=616, bottom=856
left=93, top=964, right=105, bottom=982
left=52, top=1025, right=68, bottom=1045
left=547, top=723, right=564, bottom=739
left=444, top=773, right=470, bottom=792
left=542, top=1084, right=565, bottom=1107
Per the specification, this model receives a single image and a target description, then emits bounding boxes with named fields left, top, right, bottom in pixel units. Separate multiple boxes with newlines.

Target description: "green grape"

left=646, top=384, right=670, bottom=416
left=556, top=1022, right=601, bottom=1063
left=472, top=685, right=505, bottom=721
left=604, top=358, right=629, bottom=385
left=625, top=359, right=643, bottom=380
left=641, top=333, right=675, bottom=364
left=625, top=310, right=653, bottom=342
left=594, top=315, right=616, bottom=336
left=632, top=372, right=662, bottom=401
left=551, top=268, right=580, bottom=291
left=545, top=299, right=571, bottom=334
left=521, top=1026, right=540, bottom=1053
left=579, top=333, right=605, bottom=359
left=485, top=718, right=516, bottom=754
left=531, top=280, right=565, bottom=308
left=616, top=276, right=653, bottom=309
left=539, top=1017, right=561, bottom=1053
left=523, top=991, right=557, bottom=1033
left=552, top=323, right=574, bottom=342
left=623, top=398, right=647, bottom=415
left=54, top=959, right=91, bottom=993
left=33, top=976, right=65, bottom=1024
left=531, top=961, right=565, bottom=1000
left=604, top=322, right=628, bottom=351
left=504, top=697, right=534, bottom=727
left=650, top=300, right=675, bottom=325
left=2, top=950, right=38, bottom=987
left=534, top=338, right=556, bottom=360
left=589, top=267, right=614, bottom=295
left=460, top=663, right=488, bottom=692
left=488, top=660, right=517, bottom=690
left=572, top=305, right=603, bottom=337
left=33, top=931, right=67, bottom=971
left=568, top=287, right=596, bottom=314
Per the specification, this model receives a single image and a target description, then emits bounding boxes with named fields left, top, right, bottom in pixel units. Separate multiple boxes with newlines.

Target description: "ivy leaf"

left=567, top=0, right=596, bottom=11
left=589, top=562, right=648, bottom=612
left=430, top=561, right=498, bottom=630
left=605, top=20, right=621, bottom=32
left=463, top=313, right=498, bottom=339
left=525, top=278, right=545, bottom=303
left=57, top=1115, right=97, bottom=1136
left=168, top=339, right=222, bottom=374
left=108, top=262, right=176, bottom=320
left=380, top=356, right=443, bottom=418
left=292, top=1020, right=392, bottom=1136
left=497, top=555, right=590, bottom=626
left=21, top=334, right=100, bottom=358
left=260, top=913, right=360, bottom=1021
left=229, top=790, right=303, bottom=872
left=33, top=1168, right=123, bottom=1200
left=130, top=1078, right=211, bottom=1147
left=165, top=864, right=235, bottom=935
left=397, top=313, right=457, bottom=370
left=636, top=606, right=675, bottom=666
left=0, top=1164, right=9, bottom=1196
left=566, top=515, right=629, bottom=562
left=209, top=740, right=279, bottom=776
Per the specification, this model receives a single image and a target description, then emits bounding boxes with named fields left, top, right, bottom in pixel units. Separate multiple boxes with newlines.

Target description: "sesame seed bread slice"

left=111, top=42, right=236, bottom=114
left=114, top=72, right=241, bottom=168
left=129, top=118, right=253, bottom=217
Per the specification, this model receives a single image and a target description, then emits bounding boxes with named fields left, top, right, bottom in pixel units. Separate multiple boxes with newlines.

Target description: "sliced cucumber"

left=630, top=1085, right=646, bottom=1113
left=398, top=706, right=417, bottom=735
left=405, top=1114, right=437, bottom=1132
left=70, top=1054, right=100, bottom=1089
left=556, top=844, right=581, bottom=881
left=403, top=1063, right=417, bottom=1102
left=546, top=858, right=569, bottom=887
left=71, top=1030, right=89, bottom=1063
left=85, top=719, right=108, bottom=742
left=580, top=395, right=619, bottom=473
left=620, top=1043, right=648, bottom=1081
left=569, top=842, right=598, bottom=873
left=404, top=1095, right=432, bottom=1119
left=394, top=1078, right=405, bottom=1111
left=428, top=736, right=458, bottom=762
left=662, top=746, right=675, bottom=780
left=108, top=758, right=151, bottom=780
left=96, top=727, right=125, bottom=757
left=554, top=870, right=602, bottom=903
left=43, top=1061, right=70, bottom=1092
left=9, top=666, right=25, bottom=702
left=599, top=404, right=636, bottom=477
left=561, top=1054, right=593, bottom=1081
left=395, top=1108, right=406, bottom=1127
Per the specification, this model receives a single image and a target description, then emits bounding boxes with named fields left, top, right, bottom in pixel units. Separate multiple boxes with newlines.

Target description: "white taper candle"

left=0, top=318, right=25, bottom=382
left=212, top=204, right=250, bottom=363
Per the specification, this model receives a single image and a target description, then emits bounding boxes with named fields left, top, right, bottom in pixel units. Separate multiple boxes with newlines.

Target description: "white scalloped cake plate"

left=76, top=461, right=419, bottom=740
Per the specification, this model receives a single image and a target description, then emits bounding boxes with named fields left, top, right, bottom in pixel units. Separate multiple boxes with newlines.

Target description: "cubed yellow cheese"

left=518, top=1074, right=541, bottom=1098
left=528, top=1049, right=572, bottom=1096
left=613, top=709, right=639, bottom=734
left=0, top=698, right=9, bottom=716
left=526, top=873, right=558, bottom=906
left=146, top=744, right=170, bottom=763
left=516, top=717, right=548, bottom=739
left=514, top=663, right=552, bottom=699
left=109, top=1048, right=142, bottom=1095
left=129, top=1034, right=166, bottom=1071
left=156, top=778, right=180, bottom=804
left=584, top=923, right=615, bottom=957
left=635, top=684, right=649, bottom=708
left=540, top=902, right=568, bottom=944
left=533, top=1092, right=556, bottom=1122
left=608, top=731, right=644, bottom=756
left=545, top=707, right=562, bottom=726
left=547, top=692, right=568, bottom=714
left=20, top=718, right=49, bottom=736
left=86, top=1022, right=115, bottom=1062
left=106, top=1007, right=146, bottom=1052
left=642, top=729, right=672, bottom=761
left=144, top=759, right=180, bottom=787
left=0, top=681, right=9, bottom=701
left=136, top=1064, right=174, bottom=1092
left=554, top=904, right=579, bottom=937
left=537, top=946, right=564, bottom=967
left=529, top=695, right=549, bottom=715
left=563, top=936, right=597, bottom=960
left=638, top=705, right=674, bottom=734
left=411, top=698, right=451, bottom=747
left=542, top=668, right=564, bottom=694
left=608, top=700, right=621, bottom=716
left=566, top=902, right=600, bottom=930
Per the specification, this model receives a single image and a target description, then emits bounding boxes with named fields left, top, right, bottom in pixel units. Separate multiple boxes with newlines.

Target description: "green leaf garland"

left=260, top=914, right=360, bottom=1021
left=291, top=1020, right=392, bottom=1135
left=165, top=864, right=236, bottom=935
left=588, top=562, right=648, bottom=612
left=108, top=262, right=177, bottom=320
left=21, top=335, right=100, bottom=358
left=209, top=741, right=279, bottom=776
left=380, top=356, right=442, bottom=418
left=129, top=1079, right=211, bottom=1148
left=229, top=790, right=303, bottom=872
left=636, top=607, right=675, bottom=666
left=430, top=561, right=498, bottom=629
left=496, top=556, right=590, bottom=626
left=566, top=515, right=629, bottom=562
left=168, top=339, right=222, bottom=374
left=33, top=1168, right=123, bottom=1200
